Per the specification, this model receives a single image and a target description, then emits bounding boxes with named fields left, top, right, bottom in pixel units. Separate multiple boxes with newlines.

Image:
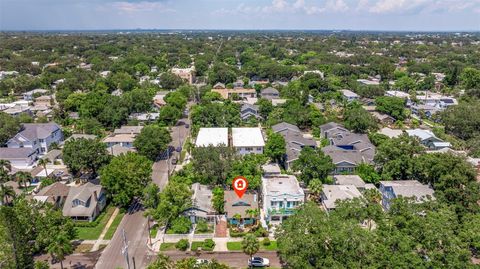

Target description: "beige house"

left=62, top=183, right=106, bottom=221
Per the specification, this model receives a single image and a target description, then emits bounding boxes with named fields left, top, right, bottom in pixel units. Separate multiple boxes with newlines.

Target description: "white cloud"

left=368, top=0, right=480, bottom=14
left=109, top=1, right=174, bottom=13
left=212, top=0, right=350, bottom=16
left=369, top=0, right=429, bottom=14
left=325, top=0, right=349, bottom=12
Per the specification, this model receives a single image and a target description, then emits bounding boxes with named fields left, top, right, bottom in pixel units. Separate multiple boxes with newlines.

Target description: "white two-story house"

left=232, top=128, right=265, bottom=155
left=7, top=123, right=63, bottom=156
left=261, top=164, right=304, bottom=225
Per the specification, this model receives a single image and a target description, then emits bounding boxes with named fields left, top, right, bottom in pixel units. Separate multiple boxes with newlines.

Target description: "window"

left=72, top=199, right=84, bottom=207
left=257, top=147, right=262, bottom=151
left=278, top=201, right=283, bottom=208
left=245, top=147, right=253, bottom=151
left=270, top=201, right=276, bottom=207
left=39, top=139, right=44, bottom=143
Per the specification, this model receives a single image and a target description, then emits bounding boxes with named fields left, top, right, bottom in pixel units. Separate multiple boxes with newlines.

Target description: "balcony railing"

left=268, top=208, right=297, bottom=216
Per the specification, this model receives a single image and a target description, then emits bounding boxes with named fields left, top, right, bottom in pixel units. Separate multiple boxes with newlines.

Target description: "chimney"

left=93, top=191, right=98, bottom=202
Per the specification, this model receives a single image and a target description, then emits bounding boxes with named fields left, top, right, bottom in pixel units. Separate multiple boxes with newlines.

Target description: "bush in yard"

left=169, top=217, right=191, bottom=234
left=262, top=237, right=271, bottom=246
left=175, top=239, right=189, bottom=251
left=253, top=226, right=269, bottom=237
left=196, top=220, right=209, bottom=233
left=229, top=228, right=246, bottom=238
left=202, top=239, right=215, bottom=251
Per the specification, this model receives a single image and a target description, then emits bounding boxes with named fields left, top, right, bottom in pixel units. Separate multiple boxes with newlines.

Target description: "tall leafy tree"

left=375, top=96, right=407, bottom=121
left=0, top=112, right=20, bottom=146
left=152, top=181, right=191, bottom=226
left=344, top=104, right=377, bottom=133
left=134, top=125, right=172, bottom=161
left=374, top=134, right=424, bottom=180
left=292, top=147, right=335, bottom=185
left=264, top=132, right=286, bottom=163
left=100, top=152, right=153, bottom=207
left=63, top=138, right=111, bottom=176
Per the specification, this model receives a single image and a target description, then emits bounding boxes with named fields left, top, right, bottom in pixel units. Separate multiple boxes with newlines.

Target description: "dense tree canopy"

left=292, top=147, right=335, bottom=185
left=100, top=152, right=153, bottom=207
left=134, top=125, right=172, bottom=161
left=375, top=96, right=407, bottom=121
left=0, top=112, right=20, bottom=146
left=62, top=138, right=111, bottom=176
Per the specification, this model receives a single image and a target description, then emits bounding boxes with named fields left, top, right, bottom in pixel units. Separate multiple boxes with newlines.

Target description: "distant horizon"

left=1, top=28, right=480, bottom=34
left=1, top=0, right=479, bottom=32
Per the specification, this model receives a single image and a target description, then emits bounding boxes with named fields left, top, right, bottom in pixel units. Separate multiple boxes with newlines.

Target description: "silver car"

left=248, top=257, right=270, bottom=267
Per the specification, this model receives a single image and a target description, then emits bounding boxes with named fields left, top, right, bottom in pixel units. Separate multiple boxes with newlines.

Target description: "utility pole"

left=166, top=146, right=170, bottom=179
left=121, top=229, right=131, bottom=269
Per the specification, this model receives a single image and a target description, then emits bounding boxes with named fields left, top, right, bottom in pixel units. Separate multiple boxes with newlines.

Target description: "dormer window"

left=72, top=199, right=85, bottom=207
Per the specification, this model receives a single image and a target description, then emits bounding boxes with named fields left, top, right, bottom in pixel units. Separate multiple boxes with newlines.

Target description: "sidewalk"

left=91, top=207, right=119, bottom=251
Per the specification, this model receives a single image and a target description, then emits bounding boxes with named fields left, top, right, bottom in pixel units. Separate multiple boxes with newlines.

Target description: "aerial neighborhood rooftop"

left=0, top=29, right=479, bottom=269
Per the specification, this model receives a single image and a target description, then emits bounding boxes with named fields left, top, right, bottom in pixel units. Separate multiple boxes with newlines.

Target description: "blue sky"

left=1, top=0, right=479, bottom=31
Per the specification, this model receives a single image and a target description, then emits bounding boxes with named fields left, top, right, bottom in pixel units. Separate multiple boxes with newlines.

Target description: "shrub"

left=202, top=239, right=215, bottom=251
left=229, top=228, right=246, bottom=238
left=175, top=239, right=189, bottom=251
left=169, top=217, right=191, bottom=234
left=253, top=226, right=269, bottom=237
left=262, top=237, right=271, bottom=246
left=196, top=220, right=209, bottom=233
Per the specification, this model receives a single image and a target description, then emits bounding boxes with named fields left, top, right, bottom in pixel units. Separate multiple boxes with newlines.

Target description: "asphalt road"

left=148, top=251, right=283, bottom=268
left=94, top=202, right=152, bottom=269
left=95, top=115, right=191, bottom=269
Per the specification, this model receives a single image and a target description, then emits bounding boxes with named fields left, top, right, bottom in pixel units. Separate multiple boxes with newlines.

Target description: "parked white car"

left=248, top=257, right=270, bottom=267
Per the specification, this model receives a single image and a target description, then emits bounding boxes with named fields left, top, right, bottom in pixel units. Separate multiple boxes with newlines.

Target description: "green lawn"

left=227, top=241, right=278, bottom=251
left=160, top=243, right=176, bottom=251
left=190, top=241, right=204, bottom=251
left=74, top=206, right=115, bottom=240
left=103, top=211, right=125, bottom=240
left=150, top=225, right=159, bottom=238
left=262, top=241, right=278, bottom=251
left=227, top=242, right=242, bottom=251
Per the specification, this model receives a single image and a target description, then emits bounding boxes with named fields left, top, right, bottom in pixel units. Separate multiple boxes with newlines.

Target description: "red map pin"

left=233, top=176, right=248, bottom=198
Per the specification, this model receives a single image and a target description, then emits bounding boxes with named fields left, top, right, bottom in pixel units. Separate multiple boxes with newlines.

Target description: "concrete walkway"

left=91, top=207, right=120, bottom=251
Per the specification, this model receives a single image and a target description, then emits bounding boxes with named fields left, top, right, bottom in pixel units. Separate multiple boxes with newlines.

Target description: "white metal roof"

left=232, top=128, right=265, bottom=147
left=195, top=128, right=228, bottom=147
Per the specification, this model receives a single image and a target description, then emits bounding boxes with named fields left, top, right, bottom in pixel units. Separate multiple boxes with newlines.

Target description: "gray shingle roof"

left=261, top=87, right=279, bottom=95
left=272, top=122, right=300, bottom=133
left=319, top=122, right=347, bottom=137
left=322, top=145, right=371, bottom=165
left=16, top=123, right=61, bottom=141
left=0, top=148, right=35, bottom=159
left=62, top=183, right=104, bottom=218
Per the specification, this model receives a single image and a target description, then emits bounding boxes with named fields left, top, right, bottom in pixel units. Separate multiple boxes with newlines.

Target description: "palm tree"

left=0, top=184, right=15, bottom=204
left=245, top=208, right=260, bottom=225
left=242, top=234, right=260, bottom=268
left=14, top=171, right=32, bottom=190
left=308, top=178, right=323, bottom=203
left=0, top=160, right=12, bottom=173
left=47, top=232, right=73, bottom=269
left=0, top=160, right=12, bottom=183
left=38, top=158, right=50, bottom=178
left=233, top=213, right=242, bottom=226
